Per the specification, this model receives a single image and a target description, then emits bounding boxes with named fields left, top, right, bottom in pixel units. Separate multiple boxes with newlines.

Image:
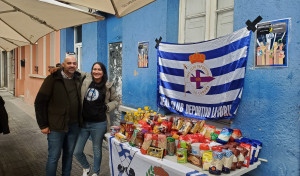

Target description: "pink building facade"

left=14, top=32, right=60, bottom=105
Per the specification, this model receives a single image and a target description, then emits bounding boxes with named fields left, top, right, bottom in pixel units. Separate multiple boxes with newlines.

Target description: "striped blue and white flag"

left=157, top=28, right=252, bottom=120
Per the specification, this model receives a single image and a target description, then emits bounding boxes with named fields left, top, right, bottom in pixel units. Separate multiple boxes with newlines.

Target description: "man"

left=35, top=56, right=83, bottom=176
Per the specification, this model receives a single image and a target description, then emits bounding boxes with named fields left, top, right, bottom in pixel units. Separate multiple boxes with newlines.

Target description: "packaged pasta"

left=188, top=153, right=202, bottom=167
left=240, top=142, right=251, bottom=168
left=152, top=125, right=161, bottom=134
left=211, top=133, right=219, bottom=141
left=161, top=121, right=170, bottom=133
left=178, top=121, right=193, bottom=136
left=216, top=127, right=233, bottom=144
left=200, top=125, right=216, bottom=139
left=141, top=133, right=152, bottom=154
left=229, top=147, right=240, bottom=170
left=135, top=131, right=144, bottom=149
left=172, top=117, right=184, bottom=130
left=202, top=151, right=213, bottom=171
left=158, top=134, right=167, bottom=151
left=197, top=120, right=206, bottom=133
left=209, top=151, right=224, bottom=175
left=222, top=149, right=234, bottom=174
left=231, top=129, right=242, bottom=139
left=151, top=134, right=158, bottom=147
left=190, top=120, right=201, bottom=134
left=236, top=146, right=248, bottom=169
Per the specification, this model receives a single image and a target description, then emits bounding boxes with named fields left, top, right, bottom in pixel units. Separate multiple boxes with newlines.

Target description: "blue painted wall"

left=82, top=22, right=98, bottom=72
left=233, top=0, right=300, bottom=176
left=122, top=0, right=179, bottom=109
left=96, top=14, right=123, bottom=71
left=97, top=19, right=107, bottom=66
left=60, top=29, right=66, bottom=61
left=107, top=15, right=122, bottom=44
left=60, top=28, right=74, bottom=62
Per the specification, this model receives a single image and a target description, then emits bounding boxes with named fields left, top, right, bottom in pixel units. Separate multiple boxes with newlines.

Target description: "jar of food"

left=126, top=121, right=134, bottom=132
left=167, top=137, right=176, bottom=156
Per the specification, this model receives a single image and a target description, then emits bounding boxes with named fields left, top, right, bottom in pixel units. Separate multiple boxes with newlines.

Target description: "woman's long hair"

left=91, top=62, right=107, bottom=95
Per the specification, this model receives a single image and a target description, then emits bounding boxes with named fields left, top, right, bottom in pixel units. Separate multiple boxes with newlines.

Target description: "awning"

left=0, top=0, right=104, bottom=51
left=56, top=0, right=156, bottom=17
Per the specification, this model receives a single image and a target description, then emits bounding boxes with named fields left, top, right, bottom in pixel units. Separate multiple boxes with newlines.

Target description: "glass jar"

left=167, top=137, right=175, bottom=156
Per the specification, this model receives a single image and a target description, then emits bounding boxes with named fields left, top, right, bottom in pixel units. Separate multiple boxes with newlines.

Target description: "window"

left=179, top=0, right=234, bottom=43
left=74, top=25, right=82, bottom=69
left=30, top=44, right=38, bottom=74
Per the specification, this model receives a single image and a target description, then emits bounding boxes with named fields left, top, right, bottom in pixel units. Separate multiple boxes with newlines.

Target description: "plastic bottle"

left=137, top=108, right=142, bottom=115
left=133, top=112, right=139, bottom=124
left=144, top=106, right=151, bottom=111
left=124, top=111, right=129, bottom=121
left=128, top=113, right=133, bottom=122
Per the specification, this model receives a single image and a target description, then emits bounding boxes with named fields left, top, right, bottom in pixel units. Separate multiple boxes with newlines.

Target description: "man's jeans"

left=74, top=121, right=107, bottom=175
left=46, top=123, right=80, bottom=176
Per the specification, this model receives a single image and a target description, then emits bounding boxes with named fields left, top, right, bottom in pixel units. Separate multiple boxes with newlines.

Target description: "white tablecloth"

left=105, top=133, right=261, bottom=176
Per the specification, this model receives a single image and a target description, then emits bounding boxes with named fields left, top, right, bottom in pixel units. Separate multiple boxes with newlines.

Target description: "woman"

left=74, top=62, right=119, bottom=176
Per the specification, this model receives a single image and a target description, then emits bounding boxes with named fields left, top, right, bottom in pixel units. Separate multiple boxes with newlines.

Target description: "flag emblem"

left=185, top=53, right=215, bottom=96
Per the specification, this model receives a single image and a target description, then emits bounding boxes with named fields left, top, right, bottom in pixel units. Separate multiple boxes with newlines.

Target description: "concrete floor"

left=0, top=89, right=110, bottom=176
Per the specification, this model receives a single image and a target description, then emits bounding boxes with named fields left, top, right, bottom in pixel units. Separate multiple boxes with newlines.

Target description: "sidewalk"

left=0, top=89, right=110, bottom=176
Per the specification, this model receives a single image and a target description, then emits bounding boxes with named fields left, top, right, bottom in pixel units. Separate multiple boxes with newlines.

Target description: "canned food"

left=177, top=148, right=187, bottom=163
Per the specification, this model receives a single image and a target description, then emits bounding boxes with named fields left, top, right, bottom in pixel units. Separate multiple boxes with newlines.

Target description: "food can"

left=177, top=148, right=187, bottom=163
left=110, top=126, right=120, bottom=136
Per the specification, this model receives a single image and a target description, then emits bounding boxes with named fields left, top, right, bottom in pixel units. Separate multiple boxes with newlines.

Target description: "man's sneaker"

left=91, top=174, right=98, bottom=176
left=82, top=167, right=90, bottom=176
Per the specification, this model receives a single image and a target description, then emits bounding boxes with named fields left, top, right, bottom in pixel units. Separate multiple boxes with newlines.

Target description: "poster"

left=255, top=18, right=290, bottom=67
left=138, top=42, right=149, bottom=68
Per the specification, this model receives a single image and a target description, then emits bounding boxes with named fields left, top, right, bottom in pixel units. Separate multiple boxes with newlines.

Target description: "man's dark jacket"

left=34, top=70, right=83, bottom=132
left=0, top=96, right=10, bottom=134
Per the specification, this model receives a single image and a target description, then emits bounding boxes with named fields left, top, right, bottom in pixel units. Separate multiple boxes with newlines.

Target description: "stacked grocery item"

left=112, top=107, right=263, bottom=175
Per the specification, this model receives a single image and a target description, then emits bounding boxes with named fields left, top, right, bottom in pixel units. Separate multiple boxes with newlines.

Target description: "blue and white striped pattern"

left=157, top=28, right=252, bottom=120
left=186, top=170, right=208, bottom=176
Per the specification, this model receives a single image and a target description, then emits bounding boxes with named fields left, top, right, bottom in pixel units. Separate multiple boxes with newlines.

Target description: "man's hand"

left=41, top=127, right=50, bottom=134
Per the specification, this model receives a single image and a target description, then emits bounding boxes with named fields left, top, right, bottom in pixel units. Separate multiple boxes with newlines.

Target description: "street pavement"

left=0, top=89, right=110, bottom=176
